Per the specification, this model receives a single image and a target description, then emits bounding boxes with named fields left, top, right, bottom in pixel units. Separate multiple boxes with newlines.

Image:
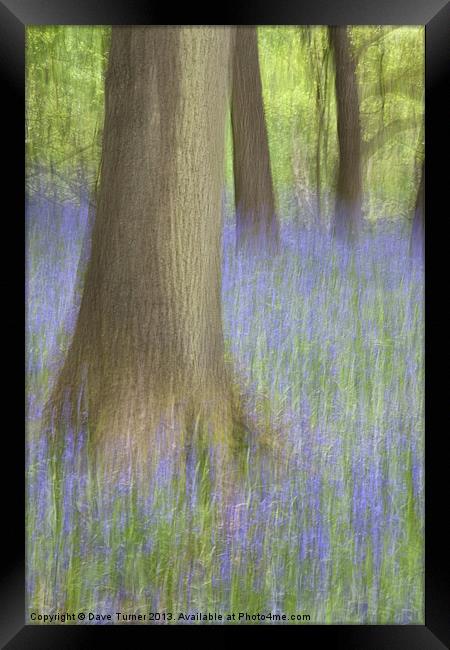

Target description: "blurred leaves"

left=26, top=26, right=424, bottom=220
left=26, top=26, right=111, bottom=204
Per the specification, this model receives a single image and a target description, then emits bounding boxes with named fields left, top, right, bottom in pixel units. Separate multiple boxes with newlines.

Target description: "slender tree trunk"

left=315, top=77, right=323, bottom=223
left=411, top=159, right=424, bottom=256
left=314, top=44, right=330, bottom=225
left=50, top=27, right=235, bottom=456
left=231, top=27, right=279, bottom=252
left=329, top=26, right=363, bottom=240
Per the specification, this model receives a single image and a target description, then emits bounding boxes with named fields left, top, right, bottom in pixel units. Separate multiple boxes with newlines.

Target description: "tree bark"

left=231, top=27, right=279, bottom=252
left=50, top=27, right=235, bottom=455
left=329, top=26, right=363, bottom=240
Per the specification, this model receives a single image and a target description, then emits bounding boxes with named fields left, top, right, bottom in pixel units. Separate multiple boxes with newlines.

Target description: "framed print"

left=2, top=0, right=448, bottom=647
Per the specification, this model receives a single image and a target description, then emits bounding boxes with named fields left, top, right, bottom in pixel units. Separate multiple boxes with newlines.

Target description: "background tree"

left=50, top=27, right=238, bottom=458
left=231, top=26, right=279, bottom=252
left=354, top=26, right=424, bottom=224
left=411, top=158, right=424, bottom=256
left=297, top=27, right=333, bottom=226
left=329, top=25, right=363, bottom=240
left=27, top=27, right=424, bottom=233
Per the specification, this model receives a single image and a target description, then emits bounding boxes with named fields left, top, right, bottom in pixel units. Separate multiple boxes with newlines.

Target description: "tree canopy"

left=26, top=26, right=424, bottom=224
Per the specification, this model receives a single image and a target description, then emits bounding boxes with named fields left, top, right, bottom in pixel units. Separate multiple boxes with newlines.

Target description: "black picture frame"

left=3, top=0, right=448, bottom=646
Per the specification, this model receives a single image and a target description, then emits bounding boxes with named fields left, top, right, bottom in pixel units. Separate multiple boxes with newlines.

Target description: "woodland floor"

left=26, top=197, right=424, bottom=624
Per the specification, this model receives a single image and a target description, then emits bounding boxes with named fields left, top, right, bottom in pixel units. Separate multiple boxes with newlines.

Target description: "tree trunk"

left=329, top=26, right=363, bottom=240
left=231, top=27, right=279, bottom=253
left=411, top=159, right=424, bottom=256
left=313, top=42, right=331, bottom=225
left=50, top=27, right=235, bottom=456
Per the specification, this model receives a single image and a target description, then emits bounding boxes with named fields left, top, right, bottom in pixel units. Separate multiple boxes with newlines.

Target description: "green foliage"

left=26, top=26, right=423, bottom=221
left=354, top=27, right=424, bottom=219
left=26, top=26, right=110, bottom=203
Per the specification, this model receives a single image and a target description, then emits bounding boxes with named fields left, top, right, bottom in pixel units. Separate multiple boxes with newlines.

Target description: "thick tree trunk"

left=329, top=26, right=363, bottom=240
left=411, top=159, right=424, bottom=257
left=50, top=27, right=235, bottom=455
left=231, top=27, right=279, bottom=253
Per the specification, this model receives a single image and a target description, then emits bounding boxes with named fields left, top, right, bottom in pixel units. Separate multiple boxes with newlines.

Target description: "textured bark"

left=50, top=27, right=235, bottom=455
left=231, top=27, right=279, bottom=252
left=329, top=26, right=363, bottom=240
left=411, top=159, right=424, bottom=256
